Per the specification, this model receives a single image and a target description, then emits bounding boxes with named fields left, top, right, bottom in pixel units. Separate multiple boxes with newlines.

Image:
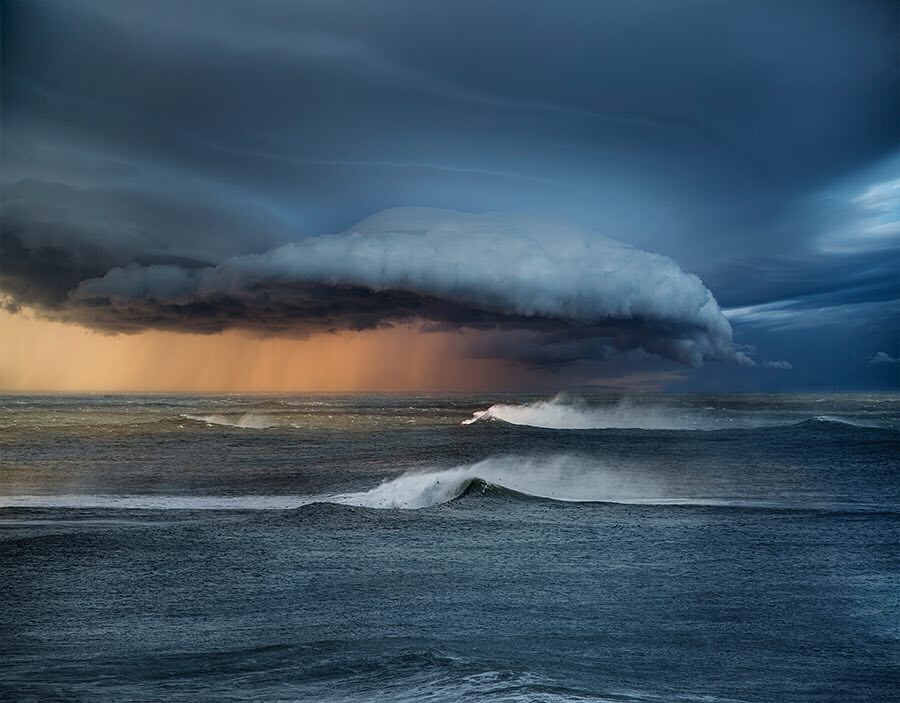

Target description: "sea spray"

left=464, top=394, right=760, bottom=430
left=181, top=413, right=280, bottom=429
left=331, top=455, right=662, bottom=509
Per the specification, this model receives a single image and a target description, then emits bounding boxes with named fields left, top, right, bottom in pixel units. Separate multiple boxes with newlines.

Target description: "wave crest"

left=0, top=457, right=650, bottom=511
left=329, top=455, right=660, bottom=509
left=461, top=395, right=898, bottom=432
left=181, top=413, right=279, bottom=429
left=810, top=415, right=884, bottom=429
left=462, top=395, right=719, bottom=431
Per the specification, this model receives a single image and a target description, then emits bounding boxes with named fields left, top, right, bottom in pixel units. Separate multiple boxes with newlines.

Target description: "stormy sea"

left=1, top=393, right=898, bottom=702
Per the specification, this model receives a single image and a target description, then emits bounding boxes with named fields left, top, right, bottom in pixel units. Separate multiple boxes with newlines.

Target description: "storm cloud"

left=1, top=0, right=897, bottom=388
left=12, top=208, right=746, bottom=367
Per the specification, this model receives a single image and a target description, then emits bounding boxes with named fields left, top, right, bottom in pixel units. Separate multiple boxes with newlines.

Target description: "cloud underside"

left=2, top=208, right=743, bottom=368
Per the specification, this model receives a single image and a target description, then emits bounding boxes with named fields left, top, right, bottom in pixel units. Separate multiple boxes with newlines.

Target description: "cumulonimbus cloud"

left=5, top=207, right=749, bottom=367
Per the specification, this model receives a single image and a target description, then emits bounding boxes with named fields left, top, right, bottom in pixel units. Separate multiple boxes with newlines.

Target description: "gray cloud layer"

left=53, top=208, right=744, bottom=367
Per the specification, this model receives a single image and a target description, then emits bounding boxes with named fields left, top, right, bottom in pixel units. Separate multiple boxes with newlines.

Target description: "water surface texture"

left=2, top=393, right=898, bottom=701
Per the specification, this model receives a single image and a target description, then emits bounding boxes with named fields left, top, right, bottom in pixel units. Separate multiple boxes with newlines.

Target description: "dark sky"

left=2, top=0, right=898, bottom=390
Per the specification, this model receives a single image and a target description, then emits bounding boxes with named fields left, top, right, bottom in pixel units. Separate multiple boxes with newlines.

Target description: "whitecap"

left=462, top=394, right=722, bottom=431
left=181, top=413, right=279, bottom=429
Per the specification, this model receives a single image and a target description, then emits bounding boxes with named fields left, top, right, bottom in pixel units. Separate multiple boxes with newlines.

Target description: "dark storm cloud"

left=1, top=0, right=898, bottom=387
left=0, top=176, right=295, bottom=308
left=47, top=209, right=750, bottom=367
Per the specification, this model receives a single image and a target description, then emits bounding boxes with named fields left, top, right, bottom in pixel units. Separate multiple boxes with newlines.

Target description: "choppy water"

left=1, top=393, right=898, bottom=701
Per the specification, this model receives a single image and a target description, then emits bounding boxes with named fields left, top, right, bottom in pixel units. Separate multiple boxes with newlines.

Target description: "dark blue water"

left=2, top=394, right=898, bottom=701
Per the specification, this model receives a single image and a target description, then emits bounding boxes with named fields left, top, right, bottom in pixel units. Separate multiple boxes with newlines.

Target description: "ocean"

left=1, top=393, right=898, bottom=702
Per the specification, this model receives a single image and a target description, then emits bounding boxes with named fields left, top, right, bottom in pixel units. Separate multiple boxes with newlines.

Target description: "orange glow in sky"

left=0, top=309, right=529, bottom=392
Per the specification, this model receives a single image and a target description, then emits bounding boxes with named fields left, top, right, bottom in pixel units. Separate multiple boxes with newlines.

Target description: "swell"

left=806, top=415, right=887, bottom=430
left=328, top=460, right=900, bottom=513
left=462, top=395, right=896, bottom=432
left=2, top=490, right=895, bottom=516
left=2, top=454, right=644, bottom=511
left=0, top=494, right=310, bottom=511
left=6, top=453, right=890, bottom=514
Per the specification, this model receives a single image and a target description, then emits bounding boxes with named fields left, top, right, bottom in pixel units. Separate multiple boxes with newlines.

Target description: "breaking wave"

left=462, top=395, right=897, bottom=431
left=5, top=452, right=894, bottom=513
left=181, top=413, right=280, bottom=429
left=810, top=415, right=884, bottom=429
left=328, top=455, right=662, bottom=509
left=0, top=456, right=661, bottom=511
left=463, top=395, right=732, bottom=431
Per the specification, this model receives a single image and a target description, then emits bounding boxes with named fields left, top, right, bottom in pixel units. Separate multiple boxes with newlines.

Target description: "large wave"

left=4, top=450, right=892, bottom=512
left=460, top=394, right=900, bottom=431
left=462, top=395, right=728, bottom=431
left=329, top=455, right=661, bottom=509
left=0, top=456, right=660, bottom=511
left=810, top=415, right=884, bottom=429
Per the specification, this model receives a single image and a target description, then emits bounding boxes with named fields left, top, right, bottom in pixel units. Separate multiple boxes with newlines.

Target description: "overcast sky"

left=2, top=0, right=898, bottom=391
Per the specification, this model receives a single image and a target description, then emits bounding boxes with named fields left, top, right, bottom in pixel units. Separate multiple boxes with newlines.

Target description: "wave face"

left=463, top=394, right=732, bottom=430
left=810, top=415, right=884, bottom=429
left=330, top=455, right=662, bottom=509
left=0, top=456, right=661, bottom=511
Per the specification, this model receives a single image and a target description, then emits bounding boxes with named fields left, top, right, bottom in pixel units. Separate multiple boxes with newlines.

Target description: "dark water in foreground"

left=1, top=393, right=898, bottom=702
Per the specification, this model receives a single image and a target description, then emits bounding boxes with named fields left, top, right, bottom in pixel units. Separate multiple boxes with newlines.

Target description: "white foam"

left=330, top=455, right=663, bottom=509
left=0, top=456, right=661, bottom=511
left=462, top=395, right=720, bottom=430
left=181, top=413, right=279, bottom=429
left=812, top=415, right=882, bottom=429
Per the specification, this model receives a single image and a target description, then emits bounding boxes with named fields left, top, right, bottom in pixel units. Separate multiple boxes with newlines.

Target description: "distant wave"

left=181, top=413, right=280, bottom=429
left=462, top=395, right=896, bottom=432
left=463, top=395, right=735, bottom=431
left=809, top=415, right=884, bottom=429
left=303, top=665, right=608, bottom=703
